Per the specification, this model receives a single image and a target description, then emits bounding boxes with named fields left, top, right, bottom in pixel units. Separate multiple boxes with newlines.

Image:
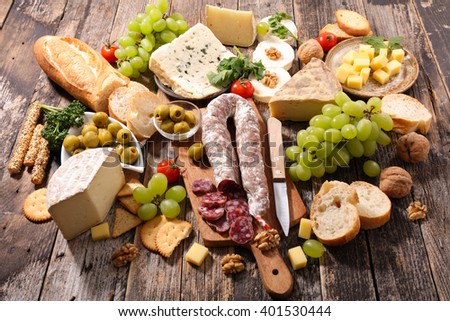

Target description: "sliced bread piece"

left=335, top=10, right=371, bottom=36
left=108, top=81, right=150, bottom=123
left=310, top=181, right=360, bottom=246
left=320, top=24, right=353, bottom=42
left=126, top=91, right=161, bottom=141
left=351, top=181, right=391, bottom=230
left=381, top=94, right=432, bottom=134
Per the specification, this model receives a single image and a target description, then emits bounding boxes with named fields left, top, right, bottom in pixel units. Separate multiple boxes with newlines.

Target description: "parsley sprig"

left=268, top=12, right=299, bottom=41
left=207, top=47, right=265, bottom=88
left=363, top=35, right=404, bottom=53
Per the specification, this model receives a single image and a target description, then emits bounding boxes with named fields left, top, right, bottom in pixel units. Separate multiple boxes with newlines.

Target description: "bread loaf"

left=34, top=36, right=129, bottom=113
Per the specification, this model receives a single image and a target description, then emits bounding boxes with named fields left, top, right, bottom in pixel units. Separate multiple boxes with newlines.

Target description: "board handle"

left=251, top=244, right=294, bottom=298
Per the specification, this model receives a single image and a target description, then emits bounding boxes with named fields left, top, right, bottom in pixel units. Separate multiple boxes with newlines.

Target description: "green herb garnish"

left=363, top=35, right=404, bottom=53
left=207, top=47, right=265, bottom=88
left=41, top=100, right=86, bottom=150
left=268, top=12, right=298, bottom=41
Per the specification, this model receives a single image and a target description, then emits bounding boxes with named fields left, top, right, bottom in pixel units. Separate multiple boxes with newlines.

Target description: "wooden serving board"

left=176, top=100, right=307, bottom=298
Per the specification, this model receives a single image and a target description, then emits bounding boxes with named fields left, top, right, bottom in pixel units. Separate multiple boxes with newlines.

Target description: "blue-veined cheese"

left=149, top=23, right=234, bottom=99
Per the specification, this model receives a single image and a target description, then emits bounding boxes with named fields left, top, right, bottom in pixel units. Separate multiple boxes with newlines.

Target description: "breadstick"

left=31, top=136, right=50, bottom=185
left=8, top=103, right=41, bottom=174
left=23, top=124, right=44, bottom=167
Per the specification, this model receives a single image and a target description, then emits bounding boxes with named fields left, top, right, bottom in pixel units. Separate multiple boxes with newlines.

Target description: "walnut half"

left=221, top=254, right=245, bottom=275
left=112, top=243, right=139, bottom=267
left=254, top=228, right=280, bottom=251
left=265, top=47, right=281, bottom=60
left=407, top=201, right=427, bottom=221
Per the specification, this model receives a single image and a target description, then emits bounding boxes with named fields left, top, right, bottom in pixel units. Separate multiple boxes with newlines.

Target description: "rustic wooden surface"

left=0, top=0, right=448, bottom=301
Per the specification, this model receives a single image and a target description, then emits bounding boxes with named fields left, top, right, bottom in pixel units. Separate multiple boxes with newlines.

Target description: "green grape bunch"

left=114, top=0, right=189, bottom=78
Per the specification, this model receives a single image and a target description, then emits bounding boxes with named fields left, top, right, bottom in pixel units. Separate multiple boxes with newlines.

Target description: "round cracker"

left=22, top=188, right=52, bottom=223
left=140, top=215, right=167, bottom=251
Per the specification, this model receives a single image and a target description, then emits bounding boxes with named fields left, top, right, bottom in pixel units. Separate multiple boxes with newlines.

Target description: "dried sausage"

left=200, top=192, right=227, bottom=208
left=191, top=178, right=216, bottom=195
left=198, top=206, right=225, bottom=221
left=205, top=215, right=230, bottom=233
left=229, top=216, right=254, bottom=244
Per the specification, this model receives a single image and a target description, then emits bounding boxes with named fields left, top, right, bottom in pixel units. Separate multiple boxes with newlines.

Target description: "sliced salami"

left=191, top=178, right=216, bottom=195
left=201, top=192, right=227, bottom=208
left=226, top=206, right=251, bottom=224
left=226, top=189, right=247, bottom=201
left=205, top=215, right=230, bottom=233
left=198, top=206, right=225, bottom=221
left=224, top=199, right=249, bottom=213
left=218, top=179, right=242, bottom=193
left=229, top=216, right=254, bottom=244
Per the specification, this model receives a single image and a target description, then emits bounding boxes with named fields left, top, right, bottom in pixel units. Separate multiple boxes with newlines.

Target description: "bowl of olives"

left=153, top=100, right=202, bottom=141
left=60, top=112, right=144, bottom=173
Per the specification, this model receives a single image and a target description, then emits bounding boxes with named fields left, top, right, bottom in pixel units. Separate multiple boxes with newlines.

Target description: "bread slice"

left=108, top=81, right=150, bottom=123
left=320, top=24, right=353, bottom=42
left=310, top=181, right=360, bottom=246
left=381, top=94, right=432, bottom=134
left=126, top=91, right=161, bottom=141
left=335, top=10, right=371, bottom=36
left=351, top=181, right=391, bottom=230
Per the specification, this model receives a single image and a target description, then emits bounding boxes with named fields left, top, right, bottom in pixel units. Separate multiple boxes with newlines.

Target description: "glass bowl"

left=153, top=100, right=202, bottom=141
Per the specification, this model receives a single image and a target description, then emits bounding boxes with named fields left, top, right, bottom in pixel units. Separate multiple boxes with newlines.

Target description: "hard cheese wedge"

left=269, top=58, right=342, bottom=121
left=47, top=148, right=125, bottom=240
left=205, top=5, right=256, bottom=47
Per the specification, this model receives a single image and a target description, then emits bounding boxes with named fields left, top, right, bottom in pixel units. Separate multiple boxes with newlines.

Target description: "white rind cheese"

left=47, top=148, right=125, bottom=240
left=257, top=16, right=298, bottom=46
left=252, top=40, right=295, bottom=70
left=149, top=23, right=234, bottom=99
left=250, top=67, right=291, bottom=103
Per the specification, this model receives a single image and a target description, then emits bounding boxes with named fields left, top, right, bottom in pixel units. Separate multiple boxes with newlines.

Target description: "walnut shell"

left=297, top=39, right=324, bottom=65
left=396, top=132, right=430, bottom=163
left=379, top=166, right=412, bottom=198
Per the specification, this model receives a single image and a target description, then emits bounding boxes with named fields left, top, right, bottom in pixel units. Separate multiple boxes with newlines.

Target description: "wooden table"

left=1, top=0, right=448, bottom=301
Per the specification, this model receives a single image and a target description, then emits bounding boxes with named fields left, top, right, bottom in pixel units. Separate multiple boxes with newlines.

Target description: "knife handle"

left=268, top=117, right=286, bottom=181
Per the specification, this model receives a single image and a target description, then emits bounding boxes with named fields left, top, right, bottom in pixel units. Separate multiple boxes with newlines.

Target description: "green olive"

left=115, top=144, right=124, bottom=156
left=92, top=112, right=109, bottom=128
left=160, top=119, right=175, bottom=134
left=82, top=131, right=100, bottom=148
left=121, top=146, right=139, bottom=164
left=73, top=148, right=85, bottom=155
left=107, top=122, right=122, bottom=138
left=188, top=143, right=204, bottom=161
left=81, top=124, right=98, bottom=135
left=77, top=135, right=85, bottom=149
left=116, top=128, right=132, bottom=144
left=184, top=111, right=197, bottom=128
left=63, top=134, right=80, bottom=153
left=154, top=104, right=170, bottom=121
left=173, top=121, right=190, bottom=134
left=98, top=128, right=113, bottom=147
left=169, top=104, right=186, bottom=122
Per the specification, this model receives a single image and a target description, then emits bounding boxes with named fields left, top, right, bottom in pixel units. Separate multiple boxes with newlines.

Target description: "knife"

left=267, top=117, right=290, bottom=237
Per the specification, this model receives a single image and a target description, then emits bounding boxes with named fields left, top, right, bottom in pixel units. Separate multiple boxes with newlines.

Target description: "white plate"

left=60, top=112, right=145, bottom=173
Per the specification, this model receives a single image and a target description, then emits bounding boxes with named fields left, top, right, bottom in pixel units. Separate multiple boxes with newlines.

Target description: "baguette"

left=108, top=81, right=150, bottom=123
left=335, top=10, right=371, bottom=36
left=34, top=36, right=129, bottom=113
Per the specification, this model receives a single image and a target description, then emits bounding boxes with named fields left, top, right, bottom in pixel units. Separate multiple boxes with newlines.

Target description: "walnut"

left=379, top=166, right=413, bottom=198
left=265, top=47, right=281, bottom=60
left=396, top=132, right=430, bottom=163
left=297, top=39, right=324, bottom=65
left=254, top=228, right=280, bottom=251
left=221, top=254, right=245, bottom=275
left=112, top=243, right=139, bottom=267
left=262, top=71, right=278, bottom=88
left=407, top=201, right=427, bottom=221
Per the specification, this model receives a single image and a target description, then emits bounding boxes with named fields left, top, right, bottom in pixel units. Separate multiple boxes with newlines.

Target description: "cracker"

left=118, top=195, right=141, bottom=215
left=22, top=188, right=52, bottom=223
left=156, top=219, right=192, bottom=258
left=140, top=215, right=168, bottom=251
left=112, top=207, right=143, bottom=238
left=117, top=178, right=144, bottom=197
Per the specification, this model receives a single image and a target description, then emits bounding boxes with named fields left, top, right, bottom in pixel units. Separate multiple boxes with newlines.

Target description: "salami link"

left=191, top=178, right=216, bottom=195
left=200, top=192, right=227, bottom=208
left=205, top=215, right=230, bottom=233
left=198, top=206, right=225, bottom=221
left=229, top=216, right=254, bottom=244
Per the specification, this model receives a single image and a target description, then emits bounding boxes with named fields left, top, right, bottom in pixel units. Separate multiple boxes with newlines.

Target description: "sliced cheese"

left=252, top=40, right=295, bottom=70
left=269, top=58, right=342, bottom=121
left=47, top=148, right=125, bottom=240
left=186, top=242, right=209, bottom=266
left=249, top=67, right=291, bottom=103
left=257, top=15, right=298, bottom=46
left=205, top=5, right=256, bottom=47
left=149, top=23, right=234, bottom=100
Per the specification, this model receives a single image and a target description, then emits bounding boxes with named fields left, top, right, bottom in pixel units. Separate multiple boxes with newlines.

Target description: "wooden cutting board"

left=176, top=100, right=307, bottom=299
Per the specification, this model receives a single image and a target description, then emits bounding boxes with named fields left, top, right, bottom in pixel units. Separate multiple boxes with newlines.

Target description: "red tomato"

left=157, top=159, right=180, bottom=183
left=317, top=32, right=337, bottom=52
left=230, top=79, right=254, bottom=98
left=101, top=42, right=118, bottom=63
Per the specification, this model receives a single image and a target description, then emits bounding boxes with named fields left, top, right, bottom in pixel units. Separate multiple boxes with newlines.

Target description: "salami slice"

left=218, top=179, right=242, bottom=193
left=224, top=199, right=249, bottom=213
left=226, top=206, right=251, bottom=224
left=198, top=206, right=225, bottom=221
left=205, top=215, right=230, bottom=233
left=191, top=178, right=216, bottom=195
left=201, top=192, right=227, bottom=208
left=229, top=216, right=254, bottom=244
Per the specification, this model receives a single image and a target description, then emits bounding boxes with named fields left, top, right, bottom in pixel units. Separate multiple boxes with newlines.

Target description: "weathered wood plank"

left=0, top=0, right=13, bottom=28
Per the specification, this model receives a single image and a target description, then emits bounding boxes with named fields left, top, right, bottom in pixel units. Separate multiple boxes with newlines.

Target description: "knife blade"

left=267, top=117, right=290, bottom=237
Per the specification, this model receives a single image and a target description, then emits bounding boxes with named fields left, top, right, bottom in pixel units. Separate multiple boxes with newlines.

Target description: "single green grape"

left=362, top=140, right=377, bottom=157
left=170, top=13, right=185, bottom=21
left=160, top=30, right=177, bottom=43
left=124, top=45, right=138, bottom=58
left=334, top=91, right=352, bottom=107
left=295, top=164, right=312, bottom=181
left=285, top=145, right=302, bottom=161
left=324, top=128, right=342, bottom=143
left=140, top=38, right=154, bottom=52
left=288, top=163, right=300, bottom=182
left=366, top=97, right=382, bottom=113
left=133, top=186, right=154, bottom=204
left=324, top=162, right=338, bottom=174
left=322, top=104, right=341, bottom=118
left=296, top=129, right=308, bottom=148
left=166, top=17, right=179, bottom=32
left=346, top=138, right=364, bottom=158
left=160, top=199, right=181, bottom=218
left=138, top=47, right=150, bottom=62
left=140, top=17, right=153, bottom=35
left=303, top=134, right=320, bottom=149
left=341, top=124, right=357, bottom=140
left=118, top=35, right=135, bottom=47
left=155, top=0, right=169, bottom=13
left=302, top=239, right=325, bottom=258
left=128, top=20, right=141, bottom=33
left=176, top=20, right=188, bottom=33
left=149, top=8, right=163, bottom=21
left=114, top=48, right=127, bottom=59
left=309, top=127, right=325, bottom=142
left=371, top=113, right=394, bottom=131
left=148, top=173, right=168, bottom=197
left=332, top=147, right=351, bottom=167
left=153, top=19, right=167, bottom=32
left=342, top=101, right=365, bottom=118
left=136, top=12, right=149, bottom=23
left=376, top=130, right=392, bottom=146
left=138, top=203, right=158, bottom=221
left=316, top=141, right=335, bottom=160
left=256, top=21, right=270, bottom=35
left=310, top=115, right=332, bottom=129
left=165, top=185, right=187, bottom=203
left=119, top=61, right=133, bottom=77
left=145, top=4, right=157, bottom=15
left=331, top=113, right=350, bottom=129
left=130, top=56, right=144, bottom=69
left=356, top=118, right=372, bottom=141
left=368, top=121, right=380, bottom=141
left=311, top=161, right=326, bottom=178
left=363, top=160, right=381, bottom=177
left=130, top=69, right=140, bottom=79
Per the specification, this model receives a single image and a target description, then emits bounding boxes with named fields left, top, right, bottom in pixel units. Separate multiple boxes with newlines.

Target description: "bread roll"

left=335, top=10, right=371, bottom=36
left=108, top=81, right=150, bottom=123
left=34, top=36, right=129, bottom=113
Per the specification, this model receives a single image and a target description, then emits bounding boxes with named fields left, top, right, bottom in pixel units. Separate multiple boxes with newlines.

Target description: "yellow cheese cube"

left=359, top=45, right=375, bottom=60
left=298, top=218, right=312, bottom=239
left=347, top=75, right=363, bottom=89
left=373, top=69, right=390, bottom=85
left=390, top=49, right=405, bottom=62
left=186, top=242, right=209, bottom=266
left=354, top=52, right=370, bottom=60
left=359, top=44, right=372, bottom=51
left=342, top=50, right=356, bottom=65
left=91, top=222, right=110, bottom=241
left=383, top=59, right=402, bottom=76
left=335, top=63, right=353, bottom=83
left=370, top=54, right=389, bottom=70
left=353, top=57, right=370, bottom=72
left=360, top=67, right=371, bottom=84
left=288, top=246, right=307, bottom=270
left=383, top=40, right=389, bottom=46
left=378, top=48, right=388, bottom=57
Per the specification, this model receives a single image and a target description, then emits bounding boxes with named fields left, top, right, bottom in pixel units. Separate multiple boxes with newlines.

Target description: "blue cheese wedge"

left=149, top=23, right=234, bottom=99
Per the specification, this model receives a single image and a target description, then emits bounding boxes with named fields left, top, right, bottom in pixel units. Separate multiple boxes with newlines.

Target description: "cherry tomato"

left=317, top=32, right=337, bottom=52
left=230, top=79, right=254, bottom=98
left=101, top=42, right=118, bottom=63
left=157, top=159, right=180, bottom=184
